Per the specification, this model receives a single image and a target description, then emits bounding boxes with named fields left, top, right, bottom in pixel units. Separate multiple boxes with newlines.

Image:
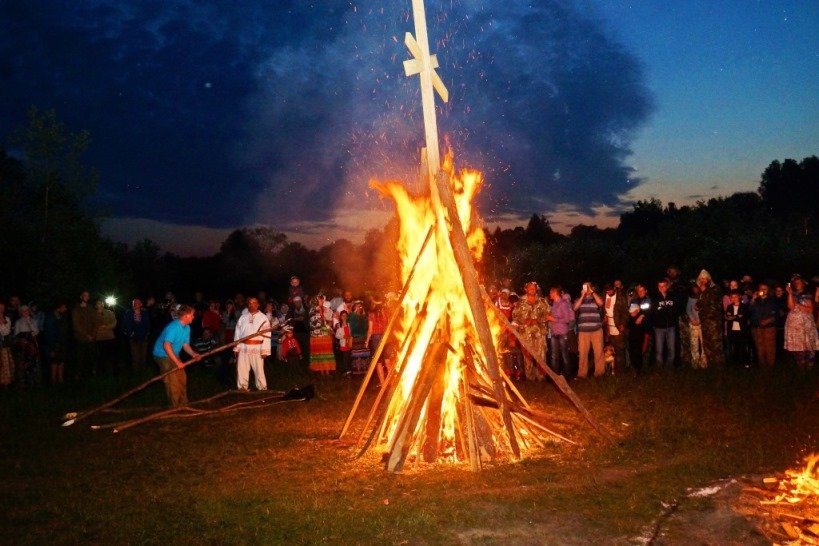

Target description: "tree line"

left=2, top=108, right=817, bottom=306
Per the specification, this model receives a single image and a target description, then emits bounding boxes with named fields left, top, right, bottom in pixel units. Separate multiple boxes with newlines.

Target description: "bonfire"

left=338, top=0, right=609, bottom=472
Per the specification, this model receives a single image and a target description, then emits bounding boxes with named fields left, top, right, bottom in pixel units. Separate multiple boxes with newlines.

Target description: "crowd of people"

left=494, top=267, right=819, bottom=381
left=1, top=268, right=817, bottom=405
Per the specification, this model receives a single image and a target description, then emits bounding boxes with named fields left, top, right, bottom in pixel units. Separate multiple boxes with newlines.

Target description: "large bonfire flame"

left=350, top=151, right=558, bottom=472
left=338, top=0, right=606, bottom=472
left=372, top=153, right=502, bottom=460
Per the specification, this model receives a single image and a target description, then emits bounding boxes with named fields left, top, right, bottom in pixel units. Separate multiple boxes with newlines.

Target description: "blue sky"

left=589, top=0, right=819, bottom=205
left=2, top=1, right=817, bottom=254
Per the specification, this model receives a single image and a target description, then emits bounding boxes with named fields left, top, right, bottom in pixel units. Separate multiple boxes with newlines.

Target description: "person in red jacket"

left=280, top=326, right=303, bottom=385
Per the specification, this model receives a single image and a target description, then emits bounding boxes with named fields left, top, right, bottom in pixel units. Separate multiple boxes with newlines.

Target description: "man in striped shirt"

left=573, top=282, right=605, bottom=378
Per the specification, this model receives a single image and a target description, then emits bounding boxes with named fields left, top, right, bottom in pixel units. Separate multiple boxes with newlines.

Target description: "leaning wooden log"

left=482, top=290, right=614, bottom=443
left=386, top=341, right=449, bottom=472
left=433, top=168, right=519, bottom=459
left=339, top=222, right=435, bottom=440
left=355, top=289, right=434, bottom=455
left=61, top=325, right=279, bottom=427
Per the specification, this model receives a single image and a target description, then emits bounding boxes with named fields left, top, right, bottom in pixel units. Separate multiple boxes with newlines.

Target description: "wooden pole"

left=339, top=224, right=435, bottom=439
left=433, top=169, right=520, bottom=458
left=61, top=325, right=278, bottom=427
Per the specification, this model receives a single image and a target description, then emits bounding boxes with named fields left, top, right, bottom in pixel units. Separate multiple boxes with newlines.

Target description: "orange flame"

left=369, top=151, right=506, bottom=463
left=774, top=453, right=819, bottom=504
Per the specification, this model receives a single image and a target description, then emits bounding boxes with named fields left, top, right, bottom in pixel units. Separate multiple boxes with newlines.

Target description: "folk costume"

left=512, top=295, right=550, bottom=381
left=233, top=309, right=271, bottom=390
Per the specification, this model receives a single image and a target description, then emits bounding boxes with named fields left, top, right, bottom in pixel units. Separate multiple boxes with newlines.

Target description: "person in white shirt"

left=233, top=297, right=271, bottom=391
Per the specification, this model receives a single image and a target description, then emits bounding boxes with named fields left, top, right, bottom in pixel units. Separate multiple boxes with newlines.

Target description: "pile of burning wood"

left=738, top=453, right=819, bottom=543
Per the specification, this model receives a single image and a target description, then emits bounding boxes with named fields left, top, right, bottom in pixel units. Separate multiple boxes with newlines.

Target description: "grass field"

left=1, top=362, right=816, bottom=545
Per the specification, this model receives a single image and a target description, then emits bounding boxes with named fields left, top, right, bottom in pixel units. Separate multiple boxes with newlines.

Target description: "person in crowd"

left=233, top=297, right=271, bottom=391
left=573, top=281, right=605, bottom=378
left=288, top=296, right=310, bottom=368
left=0, top=303, right=14, bottom=387
left=263, top=301, right=282, bottom=358
left=335, top=310, right=353, bottom=375
left=233, top=292, right=246, bottom=313
left=222, top=300, right=239, bottom=344
left=152, top=304, right=200, bottom=407
left=724, top=290, right=751, bottom=367
left=288, top=276, right=305, bottom=306
left=784, top=274, right=818, bottom=372
left=43, top=302, right=69, bottom=385
left=333, top=290, right=355, bottom=326
left=349, top=300, right=369, bottom=350
left=686, top=284, right=707, bottom=368
left=512, top=281, right=549, bottom=381
left=308, top=294, right=335, bottom=376
left=6, top=295, right=21, bottom=325
left=280, top=326, right=303, bottom=385
left=191, top=328, right=218, bottom=366
left=547, top=286, right=573, bottom=376
left=696, top=270, right=726, bottom=367
left=122, top=298, right=152, bottom=372
left=72, top=290, right=98, bottom=377
left=28, top=301, right=45, bottom=333
left=94, top=299, right=118, bottom=375
left=652, top=279, right=679, bottom=371
left=749, top=283, right=777, bottom=368
left=628, top=284, right=651, bottom=375
left=13, top=305, right=41, bottom=386
left=201, top=301, right=223, bottom=344
left=497, top=289, right=522, bottom=380
left=603, top=282, right=629, bottom=374
left=366, top=294, right=389, bottom=385
left=772, top=284, right=788, bottom=358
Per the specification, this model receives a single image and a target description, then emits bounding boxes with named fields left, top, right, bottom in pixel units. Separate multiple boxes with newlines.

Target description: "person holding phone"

left=573, top=281, right=605, bottom=378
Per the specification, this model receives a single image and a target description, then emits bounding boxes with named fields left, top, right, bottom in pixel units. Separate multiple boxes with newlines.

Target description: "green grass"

left=0, top=363, right=816, bottom=545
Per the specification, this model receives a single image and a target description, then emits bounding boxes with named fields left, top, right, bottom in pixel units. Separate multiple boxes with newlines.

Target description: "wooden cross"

left=403, top=0, right=449, bottom=183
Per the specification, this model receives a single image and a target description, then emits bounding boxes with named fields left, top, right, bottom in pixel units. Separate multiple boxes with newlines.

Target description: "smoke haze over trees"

left=2, top=112, right=817, bottom=305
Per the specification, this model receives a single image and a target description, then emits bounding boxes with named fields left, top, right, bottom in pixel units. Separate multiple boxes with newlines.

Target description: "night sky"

left=2, top=1, right=817, bottom=255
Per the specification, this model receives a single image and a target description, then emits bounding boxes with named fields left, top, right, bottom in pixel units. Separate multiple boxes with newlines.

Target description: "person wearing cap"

left=152, top=305, right=201, bottom=407
left=511, top=281, right=549, bottom=381
left=233, top=297, right=272, bottom=391
left=784, top=274, right=818, bottom=372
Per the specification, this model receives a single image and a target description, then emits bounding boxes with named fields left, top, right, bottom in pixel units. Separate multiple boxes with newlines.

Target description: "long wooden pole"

left=338, top=224, right=435, bottom=440
left=433, top=169, right=520, bottom=458
left=61, top=325, right=278, bottom=427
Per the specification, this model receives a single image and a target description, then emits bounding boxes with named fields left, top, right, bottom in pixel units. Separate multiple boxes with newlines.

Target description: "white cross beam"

left=404, top=0, right=449, bottom=183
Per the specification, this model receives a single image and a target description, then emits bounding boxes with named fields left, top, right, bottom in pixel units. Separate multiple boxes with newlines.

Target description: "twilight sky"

left=2, top=1, right=817, bottom=255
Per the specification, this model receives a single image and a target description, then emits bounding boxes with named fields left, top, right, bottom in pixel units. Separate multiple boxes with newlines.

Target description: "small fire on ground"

left=740, top=453, right=819, bottom=543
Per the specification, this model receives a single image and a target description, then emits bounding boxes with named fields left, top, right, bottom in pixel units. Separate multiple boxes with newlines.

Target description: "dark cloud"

left=0, top=0, right=652, bottom=232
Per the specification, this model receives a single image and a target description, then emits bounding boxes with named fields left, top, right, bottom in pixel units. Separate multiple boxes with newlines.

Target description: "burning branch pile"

left=339, top=155, right=606, bottom=472
left=739, top=453, right=819, bottom=543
